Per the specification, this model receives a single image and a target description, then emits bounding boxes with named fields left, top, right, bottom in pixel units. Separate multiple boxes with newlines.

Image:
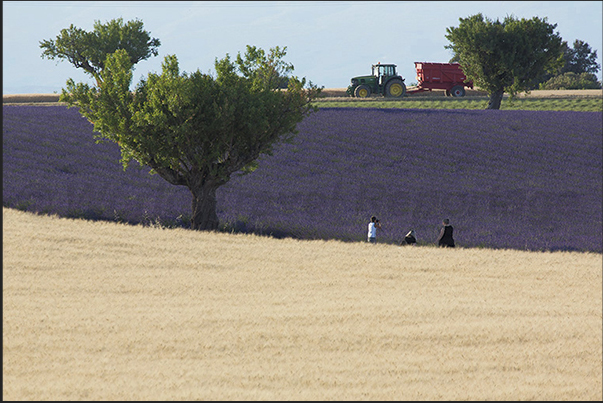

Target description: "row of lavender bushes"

left=3, top=105, right=602, bottom=252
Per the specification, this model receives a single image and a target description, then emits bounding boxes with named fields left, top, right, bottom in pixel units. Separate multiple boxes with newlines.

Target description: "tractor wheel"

left=385, top=79, right=406, bottom=97
left=354, top=85, right=371, bottom=98
left=450, top=85, right=466, bottom=97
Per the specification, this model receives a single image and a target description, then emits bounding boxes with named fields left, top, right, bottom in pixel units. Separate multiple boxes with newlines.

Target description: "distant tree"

left=537, top=39, right=601, bottom=88
left=448, top=53, right=461, bottom=64
left=562, top=39, right=601, bottom=75
left=539, top=72, right=602, bottom=90
left=40, top=18, right=160, bottom=86
left=445, top=14, right=564, bottom=109
left=55, top=45, right=320, bottom=231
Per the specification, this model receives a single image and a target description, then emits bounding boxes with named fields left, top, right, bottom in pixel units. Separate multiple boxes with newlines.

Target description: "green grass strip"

left=313, top=97, right=603, bottom=112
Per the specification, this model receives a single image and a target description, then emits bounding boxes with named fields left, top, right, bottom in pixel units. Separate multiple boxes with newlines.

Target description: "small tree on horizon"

left=445, top=14, right=564, bottom=109
left=562, top=39, right=601, bottom=75
left=536, top=39, right=601, bottom=89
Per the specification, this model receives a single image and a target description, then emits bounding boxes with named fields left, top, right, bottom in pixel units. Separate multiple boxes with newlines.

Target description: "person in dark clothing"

left=437, top=218, right=455, bottom=247
left=401, top=229, right=417, bottom=246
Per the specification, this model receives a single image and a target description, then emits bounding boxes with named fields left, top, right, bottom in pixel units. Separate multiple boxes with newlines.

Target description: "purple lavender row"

left=3, top=105, right=601, bottom=252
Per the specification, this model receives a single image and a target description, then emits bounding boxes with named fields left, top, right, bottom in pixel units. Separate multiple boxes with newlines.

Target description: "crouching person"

left=401, top=229, right=417, bottom=246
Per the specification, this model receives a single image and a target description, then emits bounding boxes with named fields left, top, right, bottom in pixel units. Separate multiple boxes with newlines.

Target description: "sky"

left=3, top=1, right=602, bottom=94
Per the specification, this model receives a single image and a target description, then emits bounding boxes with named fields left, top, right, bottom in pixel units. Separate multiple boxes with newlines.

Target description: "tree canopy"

left=445, top=14, right=564, bottom=109
left=40, top=18, right=161, bottom=86
left=539, top=72, right=602, bottom=90
left=561, top=39, right=600, bottom=75
left=48, top=18, right=320, bottom=231
left=537, top=39, right=601, bottom=89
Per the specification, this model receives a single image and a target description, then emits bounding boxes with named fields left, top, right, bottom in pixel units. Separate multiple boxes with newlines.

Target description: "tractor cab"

left=373, top=63, right=396, bottom=80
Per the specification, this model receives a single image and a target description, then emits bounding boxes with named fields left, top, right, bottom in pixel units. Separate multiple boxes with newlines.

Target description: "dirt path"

left=513, top=89, right=603, bottom=97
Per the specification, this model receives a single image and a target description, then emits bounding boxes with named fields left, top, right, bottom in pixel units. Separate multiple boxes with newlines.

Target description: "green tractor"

left=346, top=63, right=407, bottom=98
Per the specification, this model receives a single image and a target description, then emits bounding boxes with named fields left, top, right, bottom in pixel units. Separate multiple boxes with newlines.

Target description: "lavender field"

left=3, top=105, right=602, bottom=252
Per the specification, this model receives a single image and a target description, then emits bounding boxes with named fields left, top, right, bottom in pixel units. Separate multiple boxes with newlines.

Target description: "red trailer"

left=408, top=62, right=473, bottom=97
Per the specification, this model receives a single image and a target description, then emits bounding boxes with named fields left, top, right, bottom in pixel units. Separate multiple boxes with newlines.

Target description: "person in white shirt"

left=367, top=216, right=381, bottom=243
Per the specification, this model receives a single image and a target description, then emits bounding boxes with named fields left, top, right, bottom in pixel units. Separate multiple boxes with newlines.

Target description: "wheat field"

left=3, top=207, right=602, bottom=400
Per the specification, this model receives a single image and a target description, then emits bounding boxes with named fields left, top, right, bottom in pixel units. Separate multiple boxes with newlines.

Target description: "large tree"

left=445, top=14, right=564, bottom=109
left=40, top=18, right=161, bottom=86
left=44, top=20, right=320, bottom=231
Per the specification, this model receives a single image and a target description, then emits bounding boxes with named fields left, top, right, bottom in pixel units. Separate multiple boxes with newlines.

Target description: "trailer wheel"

left=385, top=79, right=406, bottom=97
left=354, top=85, right=371, bottom=98
left=445, top=90, right=451, bottom=97
left=450, top=85, right=466, bottom=97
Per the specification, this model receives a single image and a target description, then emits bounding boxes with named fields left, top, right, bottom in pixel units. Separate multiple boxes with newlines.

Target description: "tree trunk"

left=486, top=89, right=504, bottom=109
left=190, top=182, right=220, bottom=230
